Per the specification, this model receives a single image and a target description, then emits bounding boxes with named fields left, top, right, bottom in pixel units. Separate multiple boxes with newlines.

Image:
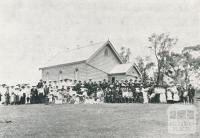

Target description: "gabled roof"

left=40, top=40, right=123, bottom=69
left=109, top=63, right=141, bottom=76
left=109, top=63, right=133, bottom=74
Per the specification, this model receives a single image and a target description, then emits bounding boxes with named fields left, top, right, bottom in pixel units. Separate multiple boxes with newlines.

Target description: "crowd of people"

left=0, top=78, right=196, bottom=105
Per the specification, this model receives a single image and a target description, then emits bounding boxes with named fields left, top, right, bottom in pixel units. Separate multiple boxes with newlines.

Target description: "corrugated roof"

left=109, top=63, right=133, bottom=74
left=41, top=41, right=106, bottom=68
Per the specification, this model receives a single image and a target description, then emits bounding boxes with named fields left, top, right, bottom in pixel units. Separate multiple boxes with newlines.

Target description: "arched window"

left=104, top=48, right=109, bottom=56
left=59, top=70, right=63, bottom=80
left=74, top=67, right=79, bottom=80
left=46, top=72, right=49, bottom=83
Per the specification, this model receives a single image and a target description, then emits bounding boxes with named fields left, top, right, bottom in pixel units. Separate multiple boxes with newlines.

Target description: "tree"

left=136, top=56, right=155, bottom=86
left=164, top=52, right=185, bottom=86
left=181, top=45, right=200, bottom=88
left=148, top=33, right=178, bottom=86
left=119, top=46, right=131, bottom=63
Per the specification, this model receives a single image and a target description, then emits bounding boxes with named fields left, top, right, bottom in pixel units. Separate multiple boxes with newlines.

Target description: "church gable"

left=87, top=43, right=122, bottom=73
left=126, top=66, right=141, bottom=78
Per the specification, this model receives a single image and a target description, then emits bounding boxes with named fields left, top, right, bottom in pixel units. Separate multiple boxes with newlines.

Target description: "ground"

left=0, top=103, right=199, bottom=138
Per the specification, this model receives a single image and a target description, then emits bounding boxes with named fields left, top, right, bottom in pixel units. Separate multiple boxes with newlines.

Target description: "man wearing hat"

left=101, top=79, right=108, bottom=91
left=37, top=79, right=44, bottom=89
left=188, top=84, right=195, bottom=104
left=25, top=85, right=31, bottom=104
left=87, top=79, right=93, bottom=96
left=75, top=81, right=82, bottom=94
left=20, top=86, right=26, bottom=104
left=31, top=86, right=38, bottom=104
left=14, top=86, right=20, bottom=104
left=63, top=79, right=68, bottom=89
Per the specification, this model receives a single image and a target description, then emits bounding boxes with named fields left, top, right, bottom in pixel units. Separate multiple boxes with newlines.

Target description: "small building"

left=39, top=40, right=141, bottom=82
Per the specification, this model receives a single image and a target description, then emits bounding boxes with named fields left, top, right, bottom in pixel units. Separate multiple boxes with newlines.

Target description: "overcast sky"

left=0, top=0, right=199, bottom=85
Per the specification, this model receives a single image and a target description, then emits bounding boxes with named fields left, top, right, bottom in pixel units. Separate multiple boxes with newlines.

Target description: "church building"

left=39, top=40, right=141, bottom=82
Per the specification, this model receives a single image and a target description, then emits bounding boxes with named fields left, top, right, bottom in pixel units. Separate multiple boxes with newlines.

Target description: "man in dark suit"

left=188, top=84, right=195, bottom=104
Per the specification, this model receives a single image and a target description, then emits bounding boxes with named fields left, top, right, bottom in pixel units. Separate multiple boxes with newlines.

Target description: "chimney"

left=90, top=41, right=93, bottom=44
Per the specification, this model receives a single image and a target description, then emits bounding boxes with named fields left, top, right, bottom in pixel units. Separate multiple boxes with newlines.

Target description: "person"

left=159, top=87, right=167, bottom=103
left=63, top=79, right=68, bottom=89
left=188, top=84, right=195, bottom=104
left=20, top=86, right=26, bottom=104
left=10, top=92, right=15, bottom=105
left=183, top=89, right=188, bottom=104
left=166, top=88, right=173, bottom=104
left=138, top=85, right=144, bottom=103
left=177, top=85, right=184, bottom=102
left=52, top=81, right=57, bottom=90
left=76, top=81, right=82, bottom=94
left=37, top=79, right=44, bottom=89
left=58, top=80, right=65, bottom=90
left=44, top=85, right=49, bottom=97
left=5, top=86, right=10, bottom=105
left=37, top=82, right=44, bottom=103
left=31, top=86, right=38, bottom=104
left=25, top=85, right=31, bottom=104
left=101, top=79, right=108, bottom=91
left=1, top=84, right=7, bottom=104
left=142, top=87, right=149, bottom=104
left=172, top=86, right=180, bottom=103
left=14, top=86, right=20, bottom=104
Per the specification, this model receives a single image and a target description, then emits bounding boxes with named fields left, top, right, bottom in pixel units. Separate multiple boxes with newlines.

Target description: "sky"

left=0, top=0, right=199, bottom=85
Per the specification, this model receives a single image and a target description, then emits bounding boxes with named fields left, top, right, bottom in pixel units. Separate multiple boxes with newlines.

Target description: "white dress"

left=142, top=89, right=148, bottom=104
left=10, top=94, right=15, bottom=103
left=173, top=91, right=180, bottom=102
left=170, top=86, right=180, bottom=102
left=159, top=88, right=167, bottom=103
left=167, top=90, right=173, bottom=101
left=1, top=87, right=6, bottom=103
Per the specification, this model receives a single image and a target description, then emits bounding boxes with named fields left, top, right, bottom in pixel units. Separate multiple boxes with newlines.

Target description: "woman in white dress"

left=159, top=87, right=167, bottom=103
left=167, top=88, right=173, bottom=104
left=142, top=88, right=148, bottom=104
left=1, top=85, right=7, bottom=104
left=171, top=86, right=180, bottom=103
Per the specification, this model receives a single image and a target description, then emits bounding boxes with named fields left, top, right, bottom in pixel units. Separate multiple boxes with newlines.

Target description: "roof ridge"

left=64, top=41, right=105, bottom=53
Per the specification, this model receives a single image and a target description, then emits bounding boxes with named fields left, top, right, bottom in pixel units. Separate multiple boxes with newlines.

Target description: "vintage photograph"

left=0, top=0, right=199, bottom=138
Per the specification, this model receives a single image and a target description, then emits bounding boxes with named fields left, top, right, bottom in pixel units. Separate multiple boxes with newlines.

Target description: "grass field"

left=0, top=103, right=199, bottom=138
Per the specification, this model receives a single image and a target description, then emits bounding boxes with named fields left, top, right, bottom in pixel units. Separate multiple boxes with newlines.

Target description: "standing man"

left=188, top=84, right=195, bottom=104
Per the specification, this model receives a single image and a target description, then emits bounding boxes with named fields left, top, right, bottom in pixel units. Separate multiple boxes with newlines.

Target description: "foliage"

left=136, top=56, right=155, bottom=86
left=148, top=33, right=178, bottom=86
left=119, top=46, right=131, bottom=63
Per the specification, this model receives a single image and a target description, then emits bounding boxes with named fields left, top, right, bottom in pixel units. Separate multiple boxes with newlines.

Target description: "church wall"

left=88, top=44, right=121, bottom=73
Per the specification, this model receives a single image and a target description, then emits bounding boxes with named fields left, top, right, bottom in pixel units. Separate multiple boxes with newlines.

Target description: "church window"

left=104, top=48, right=109, bottom=56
